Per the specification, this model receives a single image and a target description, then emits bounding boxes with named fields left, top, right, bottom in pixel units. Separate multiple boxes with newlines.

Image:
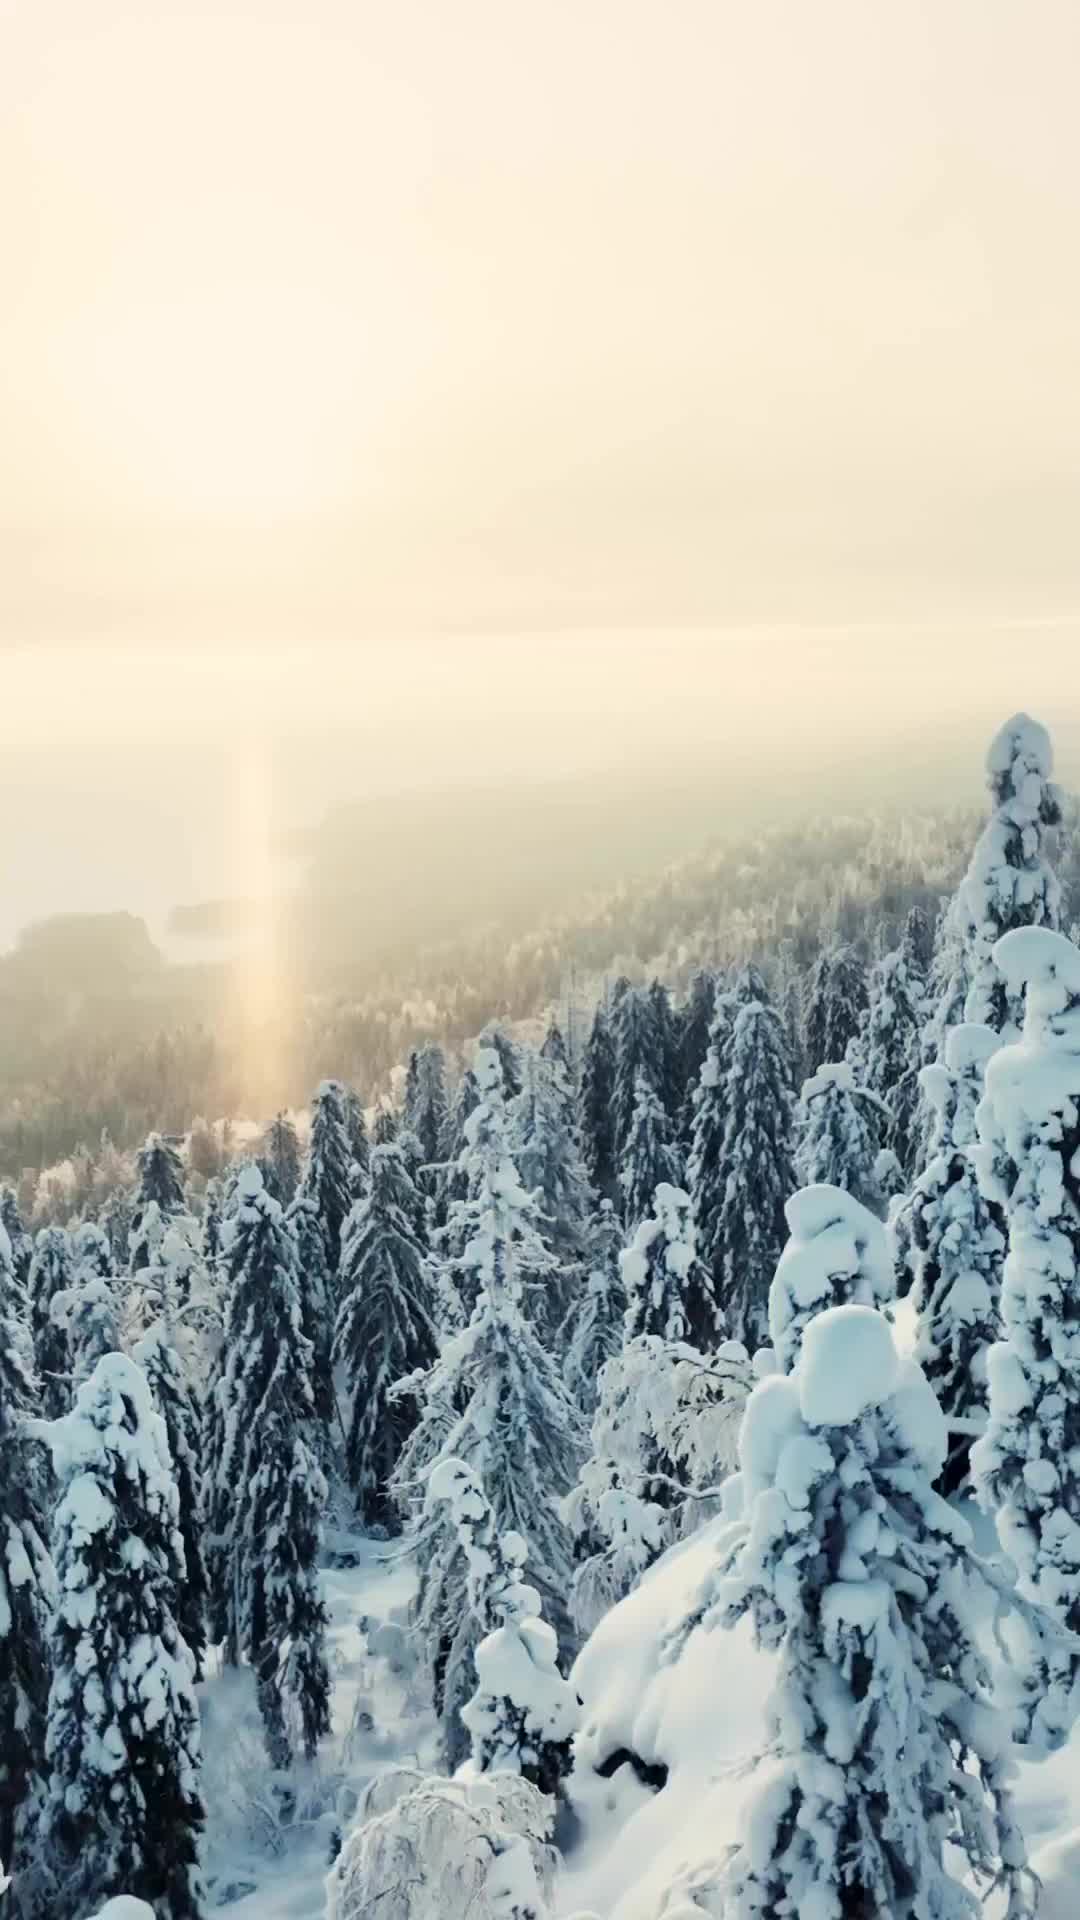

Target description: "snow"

left=769, top=1185, right=894, bottom=1374
left=798, top=1304, right=899, bottom=1426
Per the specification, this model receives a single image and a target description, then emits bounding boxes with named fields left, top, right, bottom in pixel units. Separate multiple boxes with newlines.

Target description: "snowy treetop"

left=985, top=711, right=1054, bottom=787
left=769, top=1183, right=894, bottom=1373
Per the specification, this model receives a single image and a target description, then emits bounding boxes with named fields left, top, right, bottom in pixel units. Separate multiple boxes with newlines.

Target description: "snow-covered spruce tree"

left=621, top=1181, right=722, bottom=1352
left=283, top=1190, right=336, bottom=1443
left=480, top=1024, right=523, bottom=1101
left=565, top=1331, right=752, bottom=1633
left=618, top=1072, right=682, bottom=1231
left=261, top=1111, right=301, bottom=1208
left=0, top=1188, right=32, bottom=1296
left=437, top=1055, right=565, bottom=1330
left=392, top=1048, right=584, bottom=1770
left=714, top=1305, right=1035, bottom=1920
left=0, top=1221, right=53, bottom=1893
left=510, top=1048, right=594, bottom=1337
left=892, top=1023, right=1005, bottom=1496
left=677, top=968, right=718, bottom=1138
left=300, top=1079, right=355, bottom=1276
left=578, top=1004, right=617, bottom=1204
left=686, top=993, right=733, bottom=1306
left=611, top=985, right=666, bottom=1165
left=960, top=712, right=1062, bottom=1041
left=206, top=1164, right=330, bottom=1764
left=38, top=1353, right=204, bottom=1920
left=794, top=1061, right=889, bottom=1217
left=802, top=939, right=868, bottom=1078
left=539, top=1015, right=571, bottom=1085
left=129, top=1132, right=187, bottom=1272
left=440, top=1066, right=480, bottom=1222
left=428, top=1458, right=578, bottom=1796
left=334, top=1143, right=439, bottom=1528
left=562, top=1201, right=626, bottom=1416
left=133, top=1321, right=209, bottom=1681
left=712, top=998, right=796, bottom=1350
left=405, top=1044, right=449, bottom=1193
left=326, top=1768, right=557, bottom=1920
left=101, top=1186, right=133, bottom=1274
left=859, top=912, right=927, bottom=1178
left=66, top=1224, right=122, bottom=1392
left=373, top=1102, right=398, bottom=1145
left=769, top=1182, right=895, bottom=1375
left=200, top=1178, right=224, bottom=1267
left=647, top=978, right=681, bottom=1120
left=29, top=1226, right=74, bottom=1421
left=342, top=1082, right=371, bottom=1191
left=970, top=927, right=1080, bottom=1750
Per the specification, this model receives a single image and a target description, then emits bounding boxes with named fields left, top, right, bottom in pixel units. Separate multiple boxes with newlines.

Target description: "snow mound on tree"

left=994, top=926, right=1080, bottom=1000
left=985, top=711, right=1053, bottom=785
left=768, top=1184, right=893, bottom=1372
left=798, top=1305, right=899, bottom=1427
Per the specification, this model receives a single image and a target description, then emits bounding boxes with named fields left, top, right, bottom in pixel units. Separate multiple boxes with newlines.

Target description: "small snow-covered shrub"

left=326, top=1767, right=557, bottom=1920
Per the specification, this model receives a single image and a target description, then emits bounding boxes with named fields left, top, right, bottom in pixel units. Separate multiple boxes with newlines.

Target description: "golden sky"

left=5, top=0, right=1080, bottom=647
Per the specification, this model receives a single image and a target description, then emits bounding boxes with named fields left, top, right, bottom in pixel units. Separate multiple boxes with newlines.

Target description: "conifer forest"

left=8, top=1, right=1080, bottom=1912
left=6, top=713, right=1080, bottom=1918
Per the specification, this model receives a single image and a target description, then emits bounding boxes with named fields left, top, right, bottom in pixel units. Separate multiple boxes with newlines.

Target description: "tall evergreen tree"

left=971, top=928, right=1080, bottom=1751
left=38, top=1354, right=204, bottom=1920
left=440, top=1066, right=480, bottom=1223
left=0, top=1189, right=32, bottom=1297
left=562, top=1201, right=626, bottom=1415
left=201, top=1177, right=224, bottom=1268
left=29, top=1226, right=73, bottom=1422
left=206, top=1165, right=330, bottom=1764
left=611, top=985, right=665, bottom=1163
left=539, top=1016, right=571, bottom=1084
left=859, top=913, right=927, bottom=1178
left=334, top=1144, right=439, bottom=1528
left=621, top=1181, right=722, bottom=1351
left=716, top=1306, right=1035, bottom=1920
left=283, top=1190, right=336, bottom=1446
left=261, top=1112, right=301, bottom=1208
left=372, top=1102, right=398, bottom=1145
left=405, top=1044, right=450, bottom=1202
left=794, top=1061, right=889, bottom=1217
left=677, top=968, right=718, bottom=1138
left=0, top=1220, right=53, bottom=1895
left=393, top=1048, right=584, bottom=1770
left=510, top=1048, right=594, bottom=1336
left=134, top=1321, right=209, bottom=1681
left=101, top=1186, right=133, bottom=1273
left=129, top=1133, right=187, bottom=1272
left=893, top=1023, right=1005, bottom=1497
left=713, top=998, right=796, bottom=1349
left=619, top=1072, right=682, bottom=1231
left=428, top=1457, right=578, bottom=1797
left=66, top=1222, right=120, bottom=1392
left=578, top=1004, right=617, bottom=1204
left=478, top=1024, right=522, bottom=1100
left=300, top=1079, right=354, bottom=1276
left=802, top=939, right=868, bottom=1077
left=646, top=978, right=681, bottom=1120
left=960, top=712, right=1062, bottom=1041
left=342, top=1083, right=371, bottom=1191
left=687, top=993, right=734, bottom=1312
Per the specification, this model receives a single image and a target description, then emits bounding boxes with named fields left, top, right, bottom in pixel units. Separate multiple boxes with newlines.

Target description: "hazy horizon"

left=6, top=3, right=1080, bottom=946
